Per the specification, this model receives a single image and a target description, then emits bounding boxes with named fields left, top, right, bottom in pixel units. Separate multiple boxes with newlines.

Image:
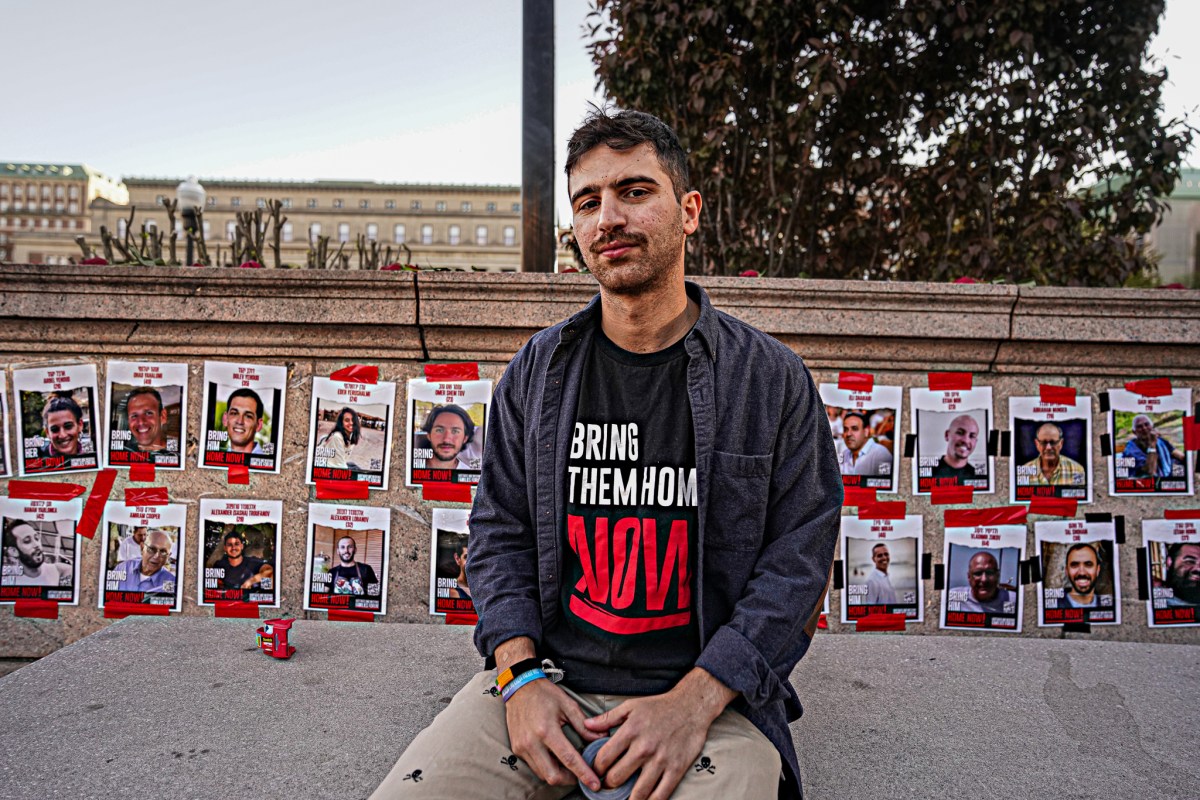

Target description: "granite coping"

left=0, top=618, right=1194, bottom=799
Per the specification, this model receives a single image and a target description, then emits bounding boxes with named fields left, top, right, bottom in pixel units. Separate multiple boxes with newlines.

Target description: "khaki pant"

left=371, top=671, right=781, bottom=800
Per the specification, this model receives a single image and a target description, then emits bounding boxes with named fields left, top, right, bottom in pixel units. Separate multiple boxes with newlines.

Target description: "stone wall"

left=1, top=264, right=1198, bottom=658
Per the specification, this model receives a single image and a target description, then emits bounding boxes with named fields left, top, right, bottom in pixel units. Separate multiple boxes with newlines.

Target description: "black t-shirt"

left=932, top=456, right=979, bottom=481
left=214, top=555, right=268, bottom=590
left=329, top=562, right=378, bottom=595
left=543, top=329, right=700, bottom=694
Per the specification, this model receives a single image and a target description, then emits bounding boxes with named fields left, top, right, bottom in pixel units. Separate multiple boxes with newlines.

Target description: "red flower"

left=559, top=267, right=579, bottom=273
left=237, top=261, right=264, bottom=269
left=738, top=269, right=760, bottom=277
left=80, top=256, right=109, bottom=265
left=953, top=276, right=979, bottom=284
left=381, top=263, right=406, bottom=271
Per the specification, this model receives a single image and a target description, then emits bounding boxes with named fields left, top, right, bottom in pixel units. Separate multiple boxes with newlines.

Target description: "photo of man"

left=1163, top=542, right=1200, bottom=607
left=212, top=530, right=273, bottom=591
left=104, top=361, right=188, bottom=470
left=840, top=515, right=922, bottom=623
left=115, top=529, right=176, bottom=592
left=1036, top=520, right=1119, bottom=626
left=99, top=503, right=187, bottom=612
left=818, top=383, right=902, bottom=493
left=304, top=504, right=390, bottom=614
left=1144, top=519, right=1200, bottom=627
left=1010, top=396, right=1093, bottom=503
left=913, top=387, right=993, bottom=495
left=15, top=373, right=101, bottom=476
left=198, top=499, right=281, bottom=606
left=430, top=508, right=473, bottom=615
left=942, top=522, right=1023, bottom=632
left=1108, top=388, right=1193, bottom=496
left=405, top=378, right=492, bottom=487
left=0, top=497, right=81, bottom=606
left=0, top=373, right=11, bottom=479
left=199, top=361, right=287, bottom=473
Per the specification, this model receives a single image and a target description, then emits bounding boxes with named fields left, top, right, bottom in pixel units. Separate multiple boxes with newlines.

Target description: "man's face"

left=141, top=531, right=171, bottom=575
left=1167, top=544, right=1200, bottom=597
left=223, top=535, right=244, bottom=561
left=454, top=546, right=468, bottom=569
left=842, top=416, right=871, bottom=454
left=44, top=409, right=81, bottom=455
left=429, top=412, right=467, bottom=463
left=944, top=416, right=979, bottom=461
left=872, top=546, right=890, bottom=574
left=1066, top=546, right=1101, bottom=595
left=10, top=523, right=43, bottom=569
left=223, top=397, right=262, bottom=450
left=132, top=527, right=146, bottom=545
left=1035, top=425, right=1063, bottom=466
left=337, top=537, right=356, bottom=564
left=967, top=552, right=1000, bottom=602
left=568, top=143, right=700, bottom=296
left=127, top=393, right=168, bottom=450
left=1133, top=416, right=1154, bottom=444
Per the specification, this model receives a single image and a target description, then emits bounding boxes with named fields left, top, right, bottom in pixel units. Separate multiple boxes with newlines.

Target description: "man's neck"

left=225, top=555, right=243, bottom=566
left=21, top=562, right=40, bottom=578
left=428, top=456, right=457, bottom=469
left=1040, top=456, right=1059, bottom=477
left=599, top=280, right=696, bottom=354
left=337, top=560, right=356, bottom=571
left=140, top=564, right=159, bottom=577
left=230, top=443, right=254, bottom=454
left=1069, top=589, right=1094, bottom=605
left=944, top=454, right=967, bottom=468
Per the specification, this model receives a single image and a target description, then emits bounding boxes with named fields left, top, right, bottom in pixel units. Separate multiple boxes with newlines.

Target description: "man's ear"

left=681, top=190, right=702, bottom=235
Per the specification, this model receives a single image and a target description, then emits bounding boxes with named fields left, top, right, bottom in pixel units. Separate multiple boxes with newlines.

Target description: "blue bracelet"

left=501, top=668, right=547, bottom=703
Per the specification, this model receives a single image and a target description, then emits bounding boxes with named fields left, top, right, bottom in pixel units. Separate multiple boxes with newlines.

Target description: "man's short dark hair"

left=41, top=393, right=83, bottom=423
left=843, top=411, right=870, bottom=428
left=1065, top=541, right=1101, bottom=566
left=872, top=542, right=888, bottom=554
left=421, top=405, right=476, bottom=444
left=1167, top=542, right=1197, bottom=563
left=224, top=530, right=246, bottom=545
left=126, top=386, right=163, bottom=414
left=565, top=107, right=691, bottom=201
left=226, top=388, right=264, bottom=418
left=2, top=518, right=33, bottom=549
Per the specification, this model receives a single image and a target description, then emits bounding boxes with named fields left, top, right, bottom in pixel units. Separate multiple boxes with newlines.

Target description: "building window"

left=54, top=202, right=63, bottom=213
left=40, top=185, right=50, bottom=199
left=476, top=225, right=488, bottom=246
left=486, top=202, right=496, bottom=212
left=338, top=222, right=350, bottom=242
left=68, top=185, right=79, bottom=199
left=68, top=201, right=79, bottom=214
left=175, top=221, right=183, bottom=236
left=385, top=200, right=396, bottom=209
left=203, top=221, right=211, bottom=238
left=118, top=219, right=128, bottom=238
left=0, top=184, right=7, bottom=197
left=310, top=222, right=322, bottom=242
left=512, top=203, right=521, bottom=212
left=360, top=199, right=370, bottom=209
left=435, top=201, right=447, bottom=212
left=366, top=222, right=378, bottom=240
left=256, top=197, right=267, bottom=208
left=333, top=199, right=344, bottom=209
left=146, top=219, right=157, bottom=233
left=12, top=201, right=22, bottom=212
left=282, top=222, right=293, bottom=242
left=155, top=194, right=165, bottom=204
left=54, top=185, right=64, bottom=199
left=503, top=226, right=516, bottom=246
left=461, top=201, right=472, bottom=212
left=411, top=200, right=422, bottom=210
left=206, top=196, right=217, bottom=207
left=393, top=224, right=406, bottom=244
left=307, top=198, right=318, bottom=208
left=226, top=221, right=237, bottom=240
left=448, top=225, right=461, bottom=245
left=282, top=198, right=292, bottom=209
left=421, top=224, right=433, bottom=245
left=230, top=197, right=241, bottom=207
left=0, top=201, right=7, bottom=212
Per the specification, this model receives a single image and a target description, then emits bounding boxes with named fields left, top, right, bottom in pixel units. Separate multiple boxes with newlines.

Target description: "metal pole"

left=521, top=0, right=555, bottom=273
left=182, top=208, right=196, bottom=266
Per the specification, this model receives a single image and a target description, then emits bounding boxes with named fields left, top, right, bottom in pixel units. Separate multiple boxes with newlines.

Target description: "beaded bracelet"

left=500, top=668, right=547, bottom=703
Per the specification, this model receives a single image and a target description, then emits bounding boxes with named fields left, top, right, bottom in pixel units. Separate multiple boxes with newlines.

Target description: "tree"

left=587, top=0, right=1192, bottom=285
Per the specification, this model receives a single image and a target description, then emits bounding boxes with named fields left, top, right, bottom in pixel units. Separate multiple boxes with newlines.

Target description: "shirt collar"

left=558, top=281, right=718, bottom=362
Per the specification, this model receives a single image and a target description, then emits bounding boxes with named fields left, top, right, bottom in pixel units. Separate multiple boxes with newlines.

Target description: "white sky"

left=0, top=0, right=1195, bottom=223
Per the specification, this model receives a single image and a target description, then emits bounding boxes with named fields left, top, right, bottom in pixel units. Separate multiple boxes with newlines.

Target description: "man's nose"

left=596, top=195, right=625, bottom=232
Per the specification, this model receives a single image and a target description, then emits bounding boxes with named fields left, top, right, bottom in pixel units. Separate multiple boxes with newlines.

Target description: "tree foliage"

left=587, top=0, right=1192, bottom=285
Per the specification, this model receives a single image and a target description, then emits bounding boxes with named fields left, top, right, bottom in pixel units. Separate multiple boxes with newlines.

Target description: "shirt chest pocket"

left=705, top=450, right=772, bottom=552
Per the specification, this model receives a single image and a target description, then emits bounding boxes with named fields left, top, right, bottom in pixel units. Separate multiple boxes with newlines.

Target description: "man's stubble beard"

left=585, top=214, right=686, bottom=298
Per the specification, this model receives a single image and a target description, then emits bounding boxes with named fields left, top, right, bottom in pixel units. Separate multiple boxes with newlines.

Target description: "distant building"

left=0, top=162, right=126, bottom=264
left=1, top=164, right=523, bottom=271
left=1144, top=167, right=1200, bottom=285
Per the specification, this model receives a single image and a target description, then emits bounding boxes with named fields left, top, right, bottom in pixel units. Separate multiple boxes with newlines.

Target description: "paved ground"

left=0, top=618, right=1195, bottom=799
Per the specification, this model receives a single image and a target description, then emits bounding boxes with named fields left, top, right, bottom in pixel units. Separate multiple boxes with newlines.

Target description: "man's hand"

left=505, top=674, right=604, bottom=790
left=584, top=668, right=736, bottom=800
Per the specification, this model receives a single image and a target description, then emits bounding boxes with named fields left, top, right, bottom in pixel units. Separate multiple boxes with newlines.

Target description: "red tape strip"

left=444, top=611, right=479, bottom=626
left=214, top=601, right=261, bottom=619
left=1029, top=496, right=1079, bottom=517
left=424, top=362, right=480, bottom=382
left=837, top=372, right=874, bottom=392
left=1164, top=509, right=1200, bottom=520
left=125, top=487, right=168, bottom=506
left=857, top=501, right=907, bottom=520
left=328, top=609, right=374, bottom=622
left=931, top=485, right=974, bottom=505
left=1038, top=384, right=1077, bottom=406
left=855, top=613, right=907, bottom=632
left=945, top=506, right=1028, bottom=528
left=128, top=462, right=156, bottom=482
left=422, top=482, right=474, bottom=503
left=6, top=480, right=86, bottom=500
left=14, top=599, right=59, bottom=619
left=1124, top=378, right=1172, bottom=397
left=928, top=372, right=973, bottom=391
left=330, top=365, right=379, bottom=384
left=1183, top=416, right=1200, bottom=452
left=103, top=601, right=170, bottom=619
left=841, top=486, right=877, bottom=507
left=316, top=480, right=371, bottom=500
left=227, top=466, right=250, bottom=485
left=77, top=469, right=117, bottom=539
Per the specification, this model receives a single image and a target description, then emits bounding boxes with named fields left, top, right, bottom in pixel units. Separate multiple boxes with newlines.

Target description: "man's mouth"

left=593, top=236, right=645, bottom=259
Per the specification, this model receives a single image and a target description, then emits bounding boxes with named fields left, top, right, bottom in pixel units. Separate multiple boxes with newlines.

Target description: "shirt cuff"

left=473, top=596, right=543, bottom=659
left=694, top=625, right=793, bottom=710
